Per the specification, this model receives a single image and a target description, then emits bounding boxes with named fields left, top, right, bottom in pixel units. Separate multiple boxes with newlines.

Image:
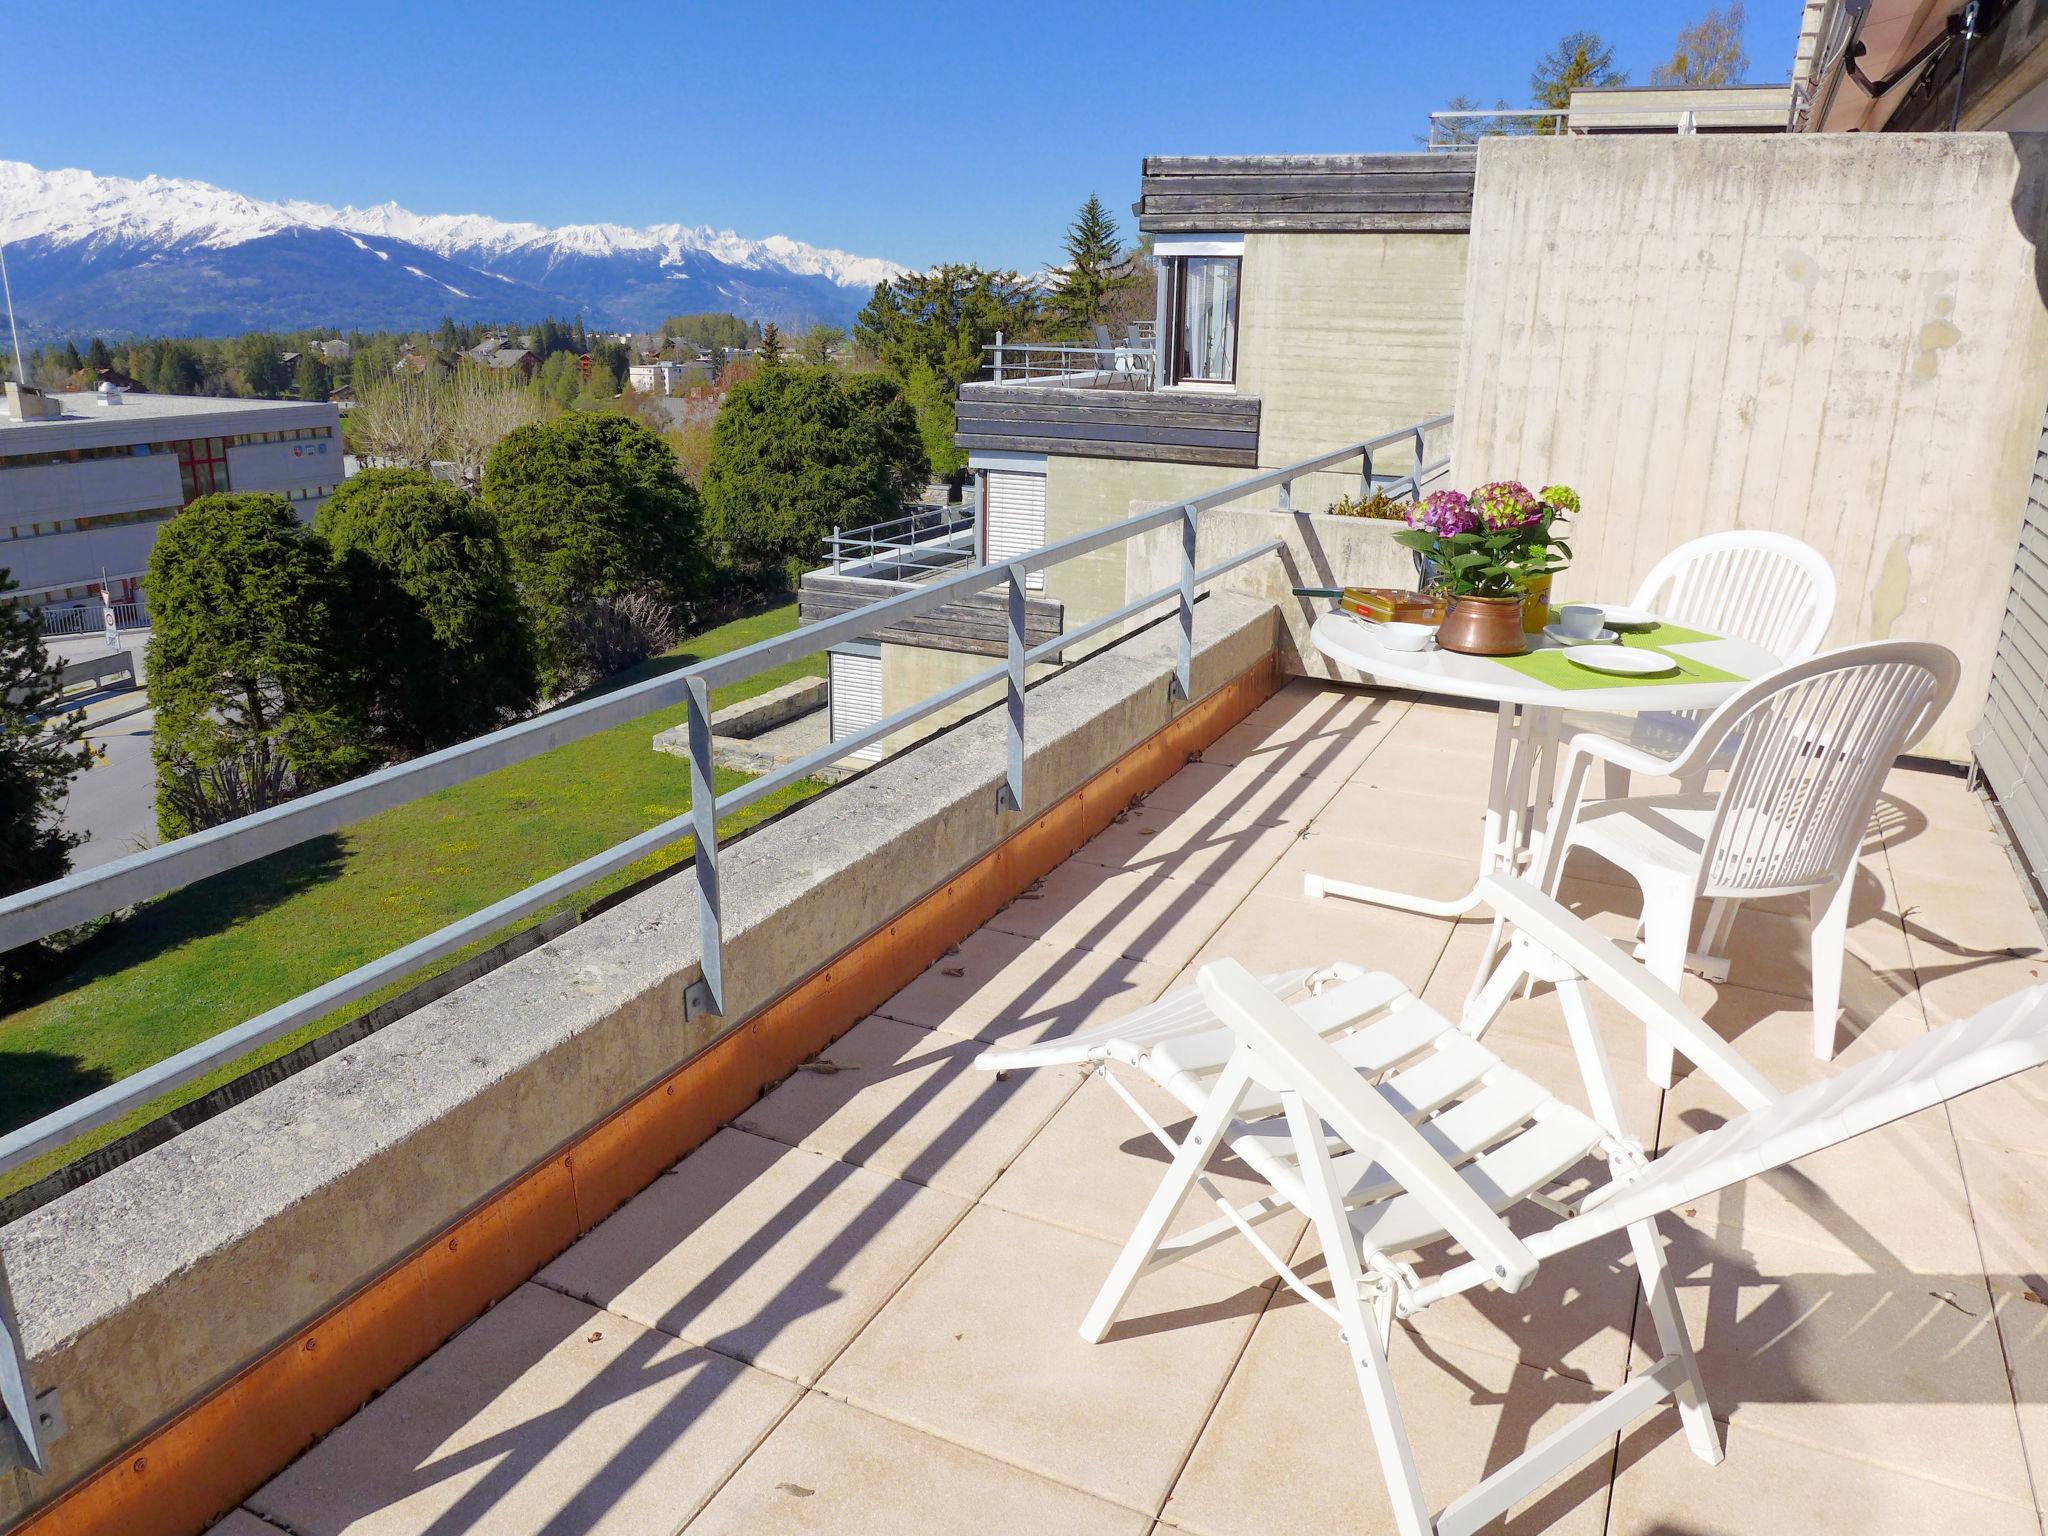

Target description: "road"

left=45, top=629, right=158, bottom=873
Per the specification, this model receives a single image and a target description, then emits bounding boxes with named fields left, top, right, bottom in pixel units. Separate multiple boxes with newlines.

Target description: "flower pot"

left=1520, top=571, right=1553, bottom=635
left=1437, top=595, right=1527, bottom=656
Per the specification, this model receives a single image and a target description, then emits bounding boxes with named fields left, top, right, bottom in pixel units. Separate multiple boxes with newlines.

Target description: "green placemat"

left=1489, top=622, right=1742, bottom=691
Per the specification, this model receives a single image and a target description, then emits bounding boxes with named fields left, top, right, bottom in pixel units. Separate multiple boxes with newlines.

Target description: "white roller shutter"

left=829, top=646, right=884, bottom=762
left=985, top=469, right=1047, bottom=591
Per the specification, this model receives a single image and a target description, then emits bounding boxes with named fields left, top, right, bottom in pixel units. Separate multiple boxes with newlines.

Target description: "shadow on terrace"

left=230, top=683, right=2048, bottom=1536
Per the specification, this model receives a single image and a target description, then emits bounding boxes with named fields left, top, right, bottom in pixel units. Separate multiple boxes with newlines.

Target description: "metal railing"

left=0, top=410, right=1451, bottom=1472
left=825, top=505, right=979, bottom=574
left=984, top=329, right=1156, bottom=388
left=1425, top=103, right=1791, bottom=150
left=35, top=602, right=145, bottom=638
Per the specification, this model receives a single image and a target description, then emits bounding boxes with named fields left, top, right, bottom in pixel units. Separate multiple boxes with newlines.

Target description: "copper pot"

left=1437, top=595, right=1527, bottom=656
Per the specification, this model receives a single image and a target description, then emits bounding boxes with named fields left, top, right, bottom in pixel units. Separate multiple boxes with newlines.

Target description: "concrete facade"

left=0, top=392, right=343, bottom=610
left=1451, top=132, right=2048, bottom=761
left=1233, top=231, right=1467, bottom=471
left=878, top=641, right=1055, bottom=751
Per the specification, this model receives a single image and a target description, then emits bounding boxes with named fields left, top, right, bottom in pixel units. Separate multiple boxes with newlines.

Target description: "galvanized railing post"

left=1360, top=447, right=1374, bottom=502
left=685, top=675, right=723, bottom=1017
left=1278, top=478, right=1292, bottom=512
left=0, top=1260, right=50, bottom=1474
left=1000, top=568, right=1027, bottom=811
left=1413, top=428, right=1426, bottom=497
left=992, top=330, right=1005, bottom=383
left=1175, top=505, right=1196, bottom=701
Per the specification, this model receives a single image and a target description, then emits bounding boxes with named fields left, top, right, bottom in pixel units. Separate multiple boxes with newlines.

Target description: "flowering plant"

left=1395, top=480, right=1577, bottom=598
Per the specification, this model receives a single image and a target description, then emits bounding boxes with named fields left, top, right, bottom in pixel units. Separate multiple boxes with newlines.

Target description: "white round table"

left=1306, top=610, right=1784, bottom=919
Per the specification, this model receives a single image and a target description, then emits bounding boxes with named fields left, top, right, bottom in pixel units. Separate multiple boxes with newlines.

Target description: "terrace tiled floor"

left=242, top=682, right=2048, bottom=1535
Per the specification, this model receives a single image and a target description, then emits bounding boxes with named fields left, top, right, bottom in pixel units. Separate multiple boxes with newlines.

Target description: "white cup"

left=1556, top=604, right=1605, bottom=640
left=1378, top=621, right=1436, bottom=652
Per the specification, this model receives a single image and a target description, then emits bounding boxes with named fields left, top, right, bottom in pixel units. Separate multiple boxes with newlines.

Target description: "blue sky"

left=3, top=1, right=1794, bottom=272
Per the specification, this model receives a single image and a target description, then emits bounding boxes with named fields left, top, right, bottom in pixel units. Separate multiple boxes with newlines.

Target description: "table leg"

left=1304, top=701, right=1559, bottom=920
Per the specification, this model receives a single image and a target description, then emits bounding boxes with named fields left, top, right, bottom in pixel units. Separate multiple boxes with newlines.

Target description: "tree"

left=901, top=360, right=966, bottom=491
left=1531, top=32, right=1626, bottom=131
left=702, top=365, right=928, bottom=584
left=482, top=413, right=705, bottom=690
left=855, top=264, right=1038, bottom=389
left=758, top=322, right=784, bottom=366
left=86, top=337, right=112, bottom=372
left=1047, top=194, right=1139, bottom=340
left=855, top=264, right=1036, bottom=495
left=442, top=367, right=544, bottom=489
left=1652, top=2, right=1749, bottom=86
left=147, top=494, right=369, bottom=838
left=60, top=340, right=83, bottom=373
left=661, top=312, right=757, bottom=352
left=316, top=471, right=537, bottom=754
left=351, top=373, right=442, bottom=470
left=295, top=352, right=333, bottom=402
left=236, top=334, right=293, bottom=398
left=0, top=569, right=92, bottom=900
left=798, top=323, right=844, bottom=366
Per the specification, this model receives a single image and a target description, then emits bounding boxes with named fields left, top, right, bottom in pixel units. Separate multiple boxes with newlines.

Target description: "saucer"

left=1544, top=623, right=1617, bottom=645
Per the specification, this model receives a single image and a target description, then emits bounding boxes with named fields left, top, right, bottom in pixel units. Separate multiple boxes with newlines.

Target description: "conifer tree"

left=0, top=569, right=91, bottom=899
left=1047, top=194, right=1138, bottom=340
left=759, top=323, right=784, bottom=366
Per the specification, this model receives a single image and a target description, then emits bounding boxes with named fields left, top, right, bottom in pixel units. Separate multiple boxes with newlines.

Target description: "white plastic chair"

left=1560, top=530, right=1839, bottom=772
left=982, top=874, right=2048, bottom=1536
left=1541, top=640, right=1959, bottom=1082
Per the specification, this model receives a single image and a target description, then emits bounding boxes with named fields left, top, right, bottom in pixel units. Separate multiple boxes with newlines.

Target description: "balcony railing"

left=0, top=408, right=1451, bottom=1472
left=35, top=601, right=146, bottom=638
left=1425, top=103, right=1792, bottom=150
left=982, top=326, right=1157, bottom=389
left=824, top=505, right=980, bottom=577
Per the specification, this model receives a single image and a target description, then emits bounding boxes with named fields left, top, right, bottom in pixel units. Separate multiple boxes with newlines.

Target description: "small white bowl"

left=1378, top=621, right=1437, bottom=653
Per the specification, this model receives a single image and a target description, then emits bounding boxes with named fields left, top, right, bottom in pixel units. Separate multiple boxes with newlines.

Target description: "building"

left=0, top=384, right=343, bottom=617
left=627, top=359, right=699, bottom=395
left=795, top=152, right=1476, bottom=753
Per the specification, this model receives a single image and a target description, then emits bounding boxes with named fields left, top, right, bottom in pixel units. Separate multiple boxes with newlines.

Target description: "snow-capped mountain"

left=0, top=160, right=906, bottom=340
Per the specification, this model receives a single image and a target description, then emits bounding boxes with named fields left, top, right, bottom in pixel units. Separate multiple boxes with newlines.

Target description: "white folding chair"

left=1541, top=641, right=1959, bottom=1080
left=984, top=874, right=2048, bottom=1536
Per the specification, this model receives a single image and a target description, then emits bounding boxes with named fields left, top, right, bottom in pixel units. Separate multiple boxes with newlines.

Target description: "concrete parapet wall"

left=1126, top=507, right=1417, bottom=679
left=0, top=591, right=1281, bottom=1524
left=1454, top=132, right=2048, bottom=761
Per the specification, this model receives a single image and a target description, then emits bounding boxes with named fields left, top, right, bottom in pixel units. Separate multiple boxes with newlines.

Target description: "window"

left=1166, top=255, right=1240, bottom=385
left=174, top=437, right=229, bottom=502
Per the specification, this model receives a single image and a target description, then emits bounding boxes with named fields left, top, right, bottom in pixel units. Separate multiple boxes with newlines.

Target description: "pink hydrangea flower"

left=1410, top=489, right=1475, bottom=537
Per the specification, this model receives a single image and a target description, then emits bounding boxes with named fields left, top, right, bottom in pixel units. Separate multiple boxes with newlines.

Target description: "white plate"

left=1562, top=644, right=1677, bottom=677
left=1544, top=623, right=1617, bottom=645
left=1598, top=605, right=1659, bottom=630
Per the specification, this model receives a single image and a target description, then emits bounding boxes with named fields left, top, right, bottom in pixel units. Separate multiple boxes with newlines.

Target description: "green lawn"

left=0, top=602, right=827, bottom=1193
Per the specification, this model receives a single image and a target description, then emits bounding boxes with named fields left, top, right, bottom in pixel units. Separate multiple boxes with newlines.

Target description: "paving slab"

left=249, top=1283, right=798, bottom=1536
left=1164, top=1292, right=1610, bottom=1536
left=540, top=1130, right=965, bottom=1386
left=736, top=1015, right=1081, bottom=1199
left=821, top=1205, right=1268, bottom=1516
left=685, top=1391, right=1150, bottom=1535
left=878, top=928, right=1177, bottom=1048
left=984, top=860, right=1249, bottom=974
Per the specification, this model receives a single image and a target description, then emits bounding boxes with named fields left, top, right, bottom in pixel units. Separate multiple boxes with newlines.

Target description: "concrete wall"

left=1452, top=132, right=2048, bottom=761
left=879, top=640, right=1054, bottom=751
left=1040, top=457, right=1246, bottom=629
left=1235, top=230, right=1468, bottom=470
